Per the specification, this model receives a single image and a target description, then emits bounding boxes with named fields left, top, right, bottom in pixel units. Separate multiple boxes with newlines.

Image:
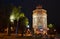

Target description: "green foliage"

left=10, top=6, right=29, bottom=26
left=24, top=17, right=29, bottom=26
left=19, top=17, right=29, bottom=26
left=48, top=24, right=54, bottom=28
left=19, top=13, right=25, bottom=17
left=10, top=6, right=21, bottom=20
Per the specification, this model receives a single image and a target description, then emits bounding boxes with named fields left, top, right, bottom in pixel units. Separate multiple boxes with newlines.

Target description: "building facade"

left=32, top=5, right=47, bottom=34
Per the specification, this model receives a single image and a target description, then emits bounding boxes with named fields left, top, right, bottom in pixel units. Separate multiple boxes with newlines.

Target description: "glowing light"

left=27, top=25, right=30, bottom=28
left=47, top=28, right=49, bottom=30
left=54, top=29, right=56, bottom=31
left=43, top=31, right=47, bottom=35
left=10, top=15, right=15, bottom=22
left=40, top=29, right=43, bottom=31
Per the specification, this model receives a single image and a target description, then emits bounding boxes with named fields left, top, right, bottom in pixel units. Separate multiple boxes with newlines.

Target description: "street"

left=0, top=35, right=34, bottom=39
left=0, top=33, right=44, bottom=39
left=0, top=33, right=60, bottom=39
left=0, top=33, right=34, bottom=39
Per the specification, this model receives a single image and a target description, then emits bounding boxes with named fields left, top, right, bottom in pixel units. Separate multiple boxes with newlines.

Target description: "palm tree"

left=9, top=6, right=20, bottom=35
left=9, top=6, right=29, bottom=36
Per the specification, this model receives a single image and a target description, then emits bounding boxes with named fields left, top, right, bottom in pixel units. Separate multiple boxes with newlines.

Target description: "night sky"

left=0, top=0, right=60, bottom=32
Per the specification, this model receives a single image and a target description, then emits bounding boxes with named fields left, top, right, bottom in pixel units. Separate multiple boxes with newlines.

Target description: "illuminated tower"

left=32, top=5, right=47, bottom=34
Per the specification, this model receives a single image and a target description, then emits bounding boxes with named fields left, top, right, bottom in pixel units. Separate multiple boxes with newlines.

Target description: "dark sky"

left=0, top=0, right=60, bottom=32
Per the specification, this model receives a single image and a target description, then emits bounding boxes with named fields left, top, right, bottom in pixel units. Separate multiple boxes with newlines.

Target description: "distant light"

left=27, top=25, right=30, bottom=28
left=54, top=29, right=56, bottom=31
left=43, top=31, right=47, bottom=35
left=47, top=28, right=49, bottom=30
left=40, top=29, right=43, bottom=31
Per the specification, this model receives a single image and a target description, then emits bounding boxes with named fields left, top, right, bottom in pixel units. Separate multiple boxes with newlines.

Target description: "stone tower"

left=32, top=5, right=47, bottom=34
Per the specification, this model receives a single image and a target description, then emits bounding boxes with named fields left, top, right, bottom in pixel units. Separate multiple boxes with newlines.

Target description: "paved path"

left=0, top=36, right=35, bottom=39
left=0, top=33, right=34, bottom=39
left=0, top=33, right=56, bottom=39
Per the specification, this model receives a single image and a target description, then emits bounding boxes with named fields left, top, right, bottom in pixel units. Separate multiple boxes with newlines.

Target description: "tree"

left=10, top=6, right=29, bottom=36
left=9, top=6, right=21, bottom=35
left=18, top=13, right=29, bottom=36
left=47, top=24, right=55, bottom=35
